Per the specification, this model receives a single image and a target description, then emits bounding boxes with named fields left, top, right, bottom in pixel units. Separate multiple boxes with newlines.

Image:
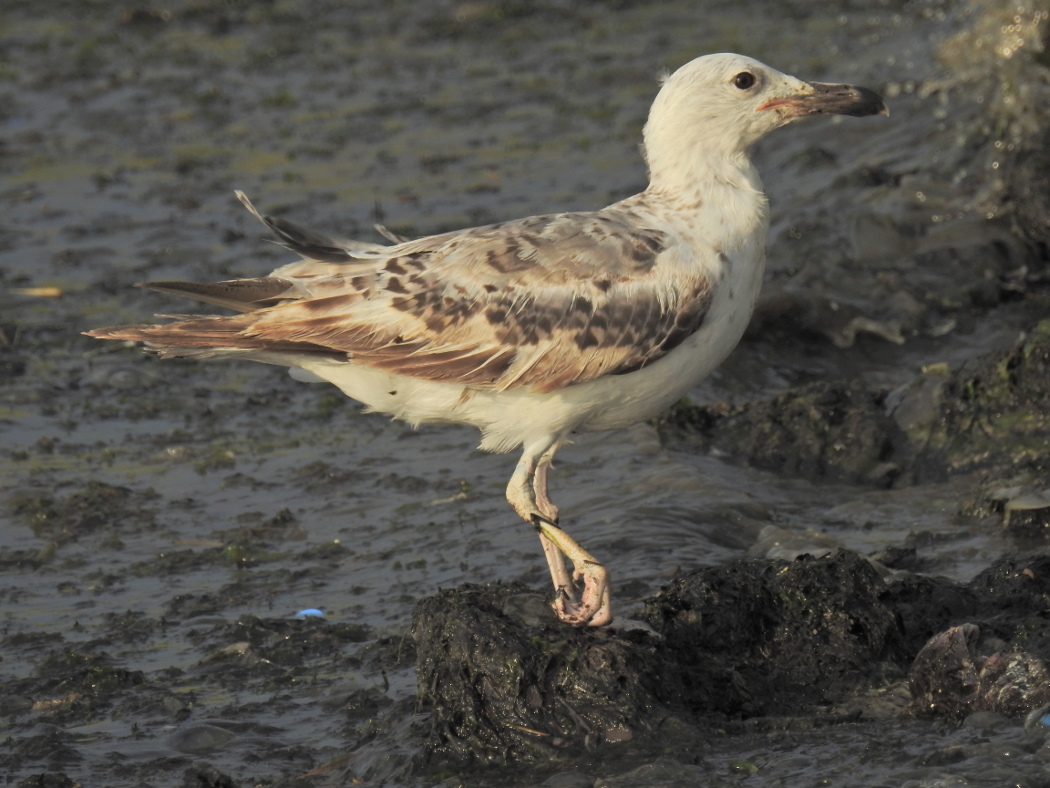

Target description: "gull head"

left=643, top=53, right=887, bottom=188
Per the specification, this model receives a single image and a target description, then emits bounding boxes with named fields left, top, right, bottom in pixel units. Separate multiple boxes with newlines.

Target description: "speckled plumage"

left=88, top=54, right=887, bottom=626
left=104, top=198, right=715, bottom=393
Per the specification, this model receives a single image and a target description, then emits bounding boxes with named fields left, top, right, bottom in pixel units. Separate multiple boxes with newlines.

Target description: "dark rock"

left=659, top=380, right=908, bottom=486
left=910, top=624, right=1050, bottom=719
left=1009, top=128, right=1050, bottom=248
left=411, top=551, right=906, bottom=771
left=910, top=624, right=983, bottom=717
left=645, top=549, right=905, bottom=715
left=970, top=554, right=1050, bottom=608
left=412, top=582, right=681, bottom=769
left=15, top=774, right=76, bottom=788
left=868, top=545, right=922, bottom=572
left=1002, top=504, right=1050, bottom=541
left=881, top=573, right=982, bottom=657
left=410, top=549, right=1050, bottom=775
left=660, top=319, right=1050, bottom=491
left=968, top=555, right=1050, bottom=654
left=904, top=554, right=1050, bottom=719
left=914, top=319, right=1050, bottom=482
left=181, top=764, right=238, bottom=788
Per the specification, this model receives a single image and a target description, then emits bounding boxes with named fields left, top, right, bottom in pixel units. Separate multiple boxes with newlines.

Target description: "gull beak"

left=758, top=82, right=889, bottom=118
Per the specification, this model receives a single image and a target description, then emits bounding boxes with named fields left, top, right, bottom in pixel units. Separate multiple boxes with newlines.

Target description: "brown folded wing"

left=88, top=209, right=715, bottom=393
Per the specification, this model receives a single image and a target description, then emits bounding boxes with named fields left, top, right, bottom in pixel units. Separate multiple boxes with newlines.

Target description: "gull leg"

left=534, top=518, right=612, bottom=627
left=538, top=525, right=573, bottom=601
left=508, top=441, right=572, bottom=597
left=532, top=456, right=573, bottom=597
left=506, top=439, right=612, bottom=627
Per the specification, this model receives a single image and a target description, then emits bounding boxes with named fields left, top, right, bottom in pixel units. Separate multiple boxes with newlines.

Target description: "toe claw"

left=532, top=515, right=612, bottom=626
left=549, top=561, right=612, bottom=627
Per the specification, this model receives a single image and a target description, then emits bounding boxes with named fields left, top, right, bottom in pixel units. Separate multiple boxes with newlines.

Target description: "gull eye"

left=733, top=72, right=756, bottom=90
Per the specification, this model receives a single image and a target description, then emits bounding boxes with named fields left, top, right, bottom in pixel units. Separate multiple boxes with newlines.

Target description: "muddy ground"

left=4, top=0, right=1050, bottom=786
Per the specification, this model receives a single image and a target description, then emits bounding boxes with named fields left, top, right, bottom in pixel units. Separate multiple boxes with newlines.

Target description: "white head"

left=643, top=53, right=887, bottom=192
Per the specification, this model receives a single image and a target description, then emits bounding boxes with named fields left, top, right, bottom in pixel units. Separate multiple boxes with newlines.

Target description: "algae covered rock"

left=644, top=549, right=905, bottom=716
left=411, top=584, right=676, bottom=769
left=411, top=552, right=906, bottom=771
left=660, top=380, right=908, bottom=486
left=913, top=319, right=1050, bottom=481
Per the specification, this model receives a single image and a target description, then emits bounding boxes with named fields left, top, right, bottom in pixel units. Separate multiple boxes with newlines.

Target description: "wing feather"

left=89, top=197, right=718, bottom=393
left=138, top=278, right=298, bottom=312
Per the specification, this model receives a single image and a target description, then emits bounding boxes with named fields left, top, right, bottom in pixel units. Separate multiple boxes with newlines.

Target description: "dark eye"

left=733, top=72, right=756, bottom=90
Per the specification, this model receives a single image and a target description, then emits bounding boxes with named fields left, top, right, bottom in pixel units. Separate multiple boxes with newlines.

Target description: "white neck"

left=640, top=143, right=769, bottom=256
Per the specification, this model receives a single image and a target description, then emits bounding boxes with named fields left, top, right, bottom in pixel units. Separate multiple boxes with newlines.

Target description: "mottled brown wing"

left=241, top=209, right=714, bottom=392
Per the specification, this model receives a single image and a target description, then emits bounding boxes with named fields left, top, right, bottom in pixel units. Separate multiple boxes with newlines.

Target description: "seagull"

left=86, top=54, right=887, bottom=627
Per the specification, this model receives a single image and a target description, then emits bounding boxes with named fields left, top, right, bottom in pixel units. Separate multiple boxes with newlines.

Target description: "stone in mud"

left=974, top=650, right=1050, bottom=718
left=880, top=573, right=982, bottom=658
left=901, top=554, right=1050, bottom=719
left=909, top=623, right=983, bottom=718
left=180, top=764, right=238, bottom=788
left=411, top=583, right=681, bottom=769
left=909, top=623, right=1050, bottom=719
left=645, top=549, right=905, bottom=716
left=2, top=729, right=81, bottom=771
left=0, top=355, right=26, bottom=382
left=13, top=774, right=77, bottom=788
left=913, top=319, right=1050, bottom=482
left=659, top=380, right=908, bottom=487
left=969, top=554, right=1050, bottom=655
left=412, top=551, right=904, bottom=770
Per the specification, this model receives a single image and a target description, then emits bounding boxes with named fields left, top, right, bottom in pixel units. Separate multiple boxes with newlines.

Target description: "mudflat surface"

left=4, top=1, right=1050, bottom=786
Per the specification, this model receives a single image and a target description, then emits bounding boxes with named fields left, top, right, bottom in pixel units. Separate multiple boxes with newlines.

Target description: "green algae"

left=917, top=319, right=1050, bottom=478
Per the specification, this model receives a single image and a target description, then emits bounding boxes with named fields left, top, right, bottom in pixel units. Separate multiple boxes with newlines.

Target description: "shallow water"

left=3, top=0, right=1050, bottom=785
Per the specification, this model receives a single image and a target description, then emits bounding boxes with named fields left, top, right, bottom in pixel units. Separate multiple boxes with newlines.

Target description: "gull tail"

left=84, top=314, right=344, bottom=362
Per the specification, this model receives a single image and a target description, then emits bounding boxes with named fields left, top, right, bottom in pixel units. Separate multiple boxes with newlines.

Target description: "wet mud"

left=5, top=0, right=1050, bottom=786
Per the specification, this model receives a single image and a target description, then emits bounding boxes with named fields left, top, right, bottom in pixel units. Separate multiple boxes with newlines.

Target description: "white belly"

left=297, top=241, right=764, bottom=454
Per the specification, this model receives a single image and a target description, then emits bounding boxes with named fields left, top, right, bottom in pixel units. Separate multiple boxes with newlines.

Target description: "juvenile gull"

left=87, top=54, right=887, bottom=627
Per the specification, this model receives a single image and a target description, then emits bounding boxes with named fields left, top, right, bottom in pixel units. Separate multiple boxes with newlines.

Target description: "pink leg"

left=533, top=459, right=558, bottom=522
left=533, top=457, right=575, bottom=598
left=506, top=440, right=613, bottom=627
left=535, top=518, right=612, bottom=627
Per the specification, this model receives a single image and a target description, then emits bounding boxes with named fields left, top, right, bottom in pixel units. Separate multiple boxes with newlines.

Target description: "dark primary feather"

left=263, top=215, right=357, bottom=263
left=235, top=190, right=356, bottom=263
left=139, top=278, right=296, bottom=312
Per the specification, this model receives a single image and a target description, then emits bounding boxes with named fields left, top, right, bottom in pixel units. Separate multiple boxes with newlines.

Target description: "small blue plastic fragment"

left=1023, top=703, right=1050, bottom=733
left=294, top=608, right=325, bottom=619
